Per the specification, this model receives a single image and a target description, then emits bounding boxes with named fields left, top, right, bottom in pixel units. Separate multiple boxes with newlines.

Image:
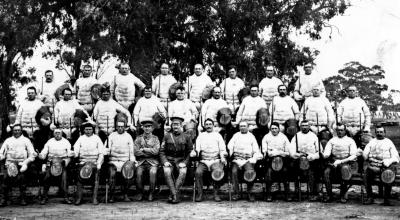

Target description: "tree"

left=47, top=0, right=349, bottom=84
left=323, top=61, right=389, bottom=112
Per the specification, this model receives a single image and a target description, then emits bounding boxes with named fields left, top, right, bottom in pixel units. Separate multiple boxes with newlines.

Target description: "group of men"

left=0, top=61, right=398, bottom=207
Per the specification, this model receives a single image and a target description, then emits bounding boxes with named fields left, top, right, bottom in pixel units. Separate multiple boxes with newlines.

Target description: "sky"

left=21, top=0, right=400, bottom=90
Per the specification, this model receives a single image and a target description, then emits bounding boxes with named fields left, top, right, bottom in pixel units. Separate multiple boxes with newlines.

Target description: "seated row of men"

left=1, top=114, right=398, bottom=206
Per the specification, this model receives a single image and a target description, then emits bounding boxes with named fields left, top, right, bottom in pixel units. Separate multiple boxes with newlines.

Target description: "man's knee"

left=179, top=167, right=187, bottom=175
left=149, top=166, right=158, bottom=176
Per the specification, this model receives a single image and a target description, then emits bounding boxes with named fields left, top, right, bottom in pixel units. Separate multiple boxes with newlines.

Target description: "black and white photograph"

left=0, top=0, right=400, bottom=219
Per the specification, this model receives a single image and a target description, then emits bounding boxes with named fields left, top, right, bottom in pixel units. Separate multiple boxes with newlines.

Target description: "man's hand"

left=164, top=162, right=172, bottom=167
left=383, top=159, right=393, bottom=168
left=97, top=164, right=102, bottom=170
left=333, top=160, right=342, bottom=167
left=178, top=163, right=186, bottom=168
left=356, top=148, right=363, bottom=157
left=104, top=148, right=111, bottom=155
left=292, top=153, right=301, bottom=159
left=20, top=164, right=28, bottom=172
left=42, top=164, right=47, bottom=173
left=248, top=158, right=257, bottom=164
left=221, top=158, right=227, bottom=166
left=307, top=155, right=314, bottom=161
left=189, top=150, right=197, bottom=158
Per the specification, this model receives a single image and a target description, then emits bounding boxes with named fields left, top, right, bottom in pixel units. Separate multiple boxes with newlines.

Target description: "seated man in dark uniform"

left=160, top=116, right=193, bottom=204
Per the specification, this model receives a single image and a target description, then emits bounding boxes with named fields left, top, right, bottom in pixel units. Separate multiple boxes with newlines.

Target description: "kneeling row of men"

left=0, top=116, right=398, bottom=206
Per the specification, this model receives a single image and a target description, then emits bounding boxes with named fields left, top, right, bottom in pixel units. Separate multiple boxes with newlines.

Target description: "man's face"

left=160, top=64, right=169, bottom=75
left=119, top=64, right=130, bottom=75
left=54, top=131, right=62, bottom=140
left=84, top=126, right=94, bottom=136
left=228, top=68, right=237, bottom=79
left=82, top=67, right=92, bottom=77
left=213, top=88, right=221, bottom=99
left=144, top=89, right=152, bottom=98
left=143, top=124, right=154, bottom=134
left=270, top=125, right=280, bottom=136
left=204, top=121, right=214, bottom=132
left=336, top=126, right=346, bottom=138
left=348, top=87, right=357, bottom=99
left=265, top=67, right=274, bottom=78
left=27, top=89, right=36, bottom=100
left=312, top=88, right=320, bottom=97
left=45, top=72, right=53, bottom=82
left=250, top=87, right=258, bottom=97
left=12, top=126, right=22, bottom=138
left=102, top=91, right=111, bottom=101
left=239, top=122, right=248, bottom=133
left=63, top=90, right=72, bottom=101
left=376, top=128, right=385, bottom=140
left=176, top=89, right=185, bottom=100
left=278, top=86, right=287, bottom=97
left=171, top=121, right=182, bottom=133
left=194, top=64, right=203, bottom=76
left=300, top=123, right=310, bottom=133
left=116, top=123, right=125, bottom=134
left=304, top=65, right=313, bottom=75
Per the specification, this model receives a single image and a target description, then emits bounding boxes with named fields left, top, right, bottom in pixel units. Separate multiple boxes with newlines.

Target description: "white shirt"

left=261, top=132, right=290, bottom=155
left=187, top=73, right=213, bottom=102
left=363, top=138, right=399, bottom=162
left=54, top=99, right=87, bottom=128
left=168, top=99, right=198, bottom=124
left=221, top=77, right=245, bottom=105
left=301, top=96, right=334, bottom=125
left=236, top=96, right=267, bottom=125
left=323, top=136, right=357, bottom=160
left=93, top=99, right=132, bottom=134
left=289, top=131, right=320, bottom=160
left=259, top=76, right=283, bottom=104
left=107, top=131, right=135, bottom=171
left=195, top=131, right=227, bottom=169
left=76, top=76, right=97, bottom=110
left=113, top=73, right=146, bottom=109
left=133, top=96, right=166, bottom=125
left=152, top=74, right=177, bottom=101
left=228, top=132, right=262, bottom=167
left=294, top=73, right=326, bottom=98
left=201, top=98, right=228, bottom=126
left=73, top=134, right=104, bottom=166
left=270, top=95, right=299, bottom=124
left=40, top=137, right=72, bottom=160
left=0, top=135, right=36, bottom=165
left=338, top=97, right=371, bottom=127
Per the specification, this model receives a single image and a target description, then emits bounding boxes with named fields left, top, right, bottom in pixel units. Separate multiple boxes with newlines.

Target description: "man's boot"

left=213, top=187, right=221, bottom=202
left=20, top=186, right=27, bottom=206
left=265, top=184, right=272, bottom=202
left=195, top=186, right=203, bottom=202
left=284, top=182, right=292, bottom=202
left=40, top=186, right=49, bottom=205
left=75, top=183, right=83, bottom=205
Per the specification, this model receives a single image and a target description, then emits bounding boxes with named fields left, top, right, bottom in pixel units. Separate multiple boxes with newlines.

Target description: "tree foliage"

left=323, top=61, right=389, bottom=112
left=45, top=0, right=349, bottom=84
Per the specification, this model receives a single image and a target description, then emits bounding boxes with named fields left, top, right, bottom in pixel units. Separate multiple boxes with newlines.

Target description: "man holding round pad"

left=104, top=120, right=136, bottom=203
left=39, top=128, right=74, bottom=204
left=190, top=118, right=227, bottom=202
left=0, top=124, right=36, bottom=206
left=322, top=123, right=358, bottom=203
left=261, top=122, right=291, bottom=202
left=160, top=116, right=193, bottom=204
left=134, top=120, right=160, bottom=201
left=73, top=121, right=104, bottom=205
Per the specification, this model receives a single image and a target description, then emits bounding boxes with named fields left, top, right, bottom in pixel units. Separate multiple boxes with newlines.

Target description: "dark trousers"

left=108, top=165, right=131, bottom=198
left=42, top=166, right=68, bottom=198
left=231, top=162, right=254, bottom=194
left=163, top=161, right=187, bottom=195
left=76, top=165, right=99, bottom=201
left=364, top=166, right=392, bottom=199
left=293, top=160, right=318, bottom=195
left=323, top=165, right=348, bottom=198
left=265, top=165, right=289, bottom=196
left=136, top=162, right=158, bottom=194
left=2, top=164, right=32, bottom=201
left=195, top=162, right=223, bottom=194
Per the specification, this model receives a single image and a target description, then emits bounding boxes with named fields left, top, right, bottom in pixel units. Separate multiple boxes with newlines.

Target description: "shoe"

left=123, top=195, right=131, bottom=202
left=0, top=199, right=7, bottom=207
left=323, top=196, right=333, bottom=203
left=195, top=194, right=203, bottom=202
left=168, top=195, right=173, bottom=203
left=232, top=194, right=239, bottom=201
left=134, top=194, right=143, bottom=201
left=340, top=197, right=347, bottom=204
left=148, top=192, right=154, bottom=201
left=266, top=195, right=272, bottom=202
left=63, top=197, right=73, bottom=204
left=363, top=197, right=374, bottom=205
left=309, top=195, right=318, bottom=202
left=40, top=197, right=48, bottom=205
left=74, top=199, right=82, bottom=206
left=92, top=198, right=99, bottom=205
left=214, top=194, right=222, bottom=202
left=108, top=196, right=115, bottom=203
left=248, top=193, right=255, bottom=202
left=20, top=198, right=27, bottom=206
left=171, top=194, right=180, bottom=204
